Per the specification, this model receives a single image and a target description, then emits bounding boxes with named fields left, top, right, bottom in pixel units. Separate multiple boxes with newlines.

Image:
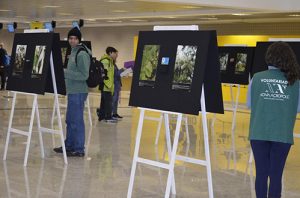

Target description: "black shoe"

left=67, top=151, right=85, bottom=157
left=53, top=146, right=72, bottom=153
left=113, top=114, right=123, bottom=119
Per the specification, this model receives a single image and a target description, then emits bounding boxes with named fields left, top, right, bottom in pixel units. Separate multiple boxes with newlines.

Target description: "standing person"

left=54, top=27, right=91, bottom=157
left=112, top=61, right=124, bottom=120
left=247, top=42, right=300, bottom=198
left=98, top=47, right=117, bottom=123
left=0, top=43, right=7, bottom=90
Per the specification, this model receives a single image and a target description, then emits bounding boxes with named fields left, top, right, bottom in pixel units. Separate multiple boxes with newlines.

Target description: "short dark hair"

left=106, top=46, right=118, bottom=55
left=265, top=42, right=300, bottom=85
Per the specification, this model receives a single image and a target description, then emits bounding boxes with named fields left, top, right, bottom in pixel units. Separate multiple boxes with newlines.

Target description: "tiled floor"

left=0, top=90, right=299, bottom=198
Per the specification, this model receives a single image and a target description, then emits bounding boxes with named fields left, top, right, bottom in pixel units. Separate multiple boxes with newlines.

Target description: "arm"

left=246, top=79, right=252, bottom=109
left=65, top=51, right=90, bottom=81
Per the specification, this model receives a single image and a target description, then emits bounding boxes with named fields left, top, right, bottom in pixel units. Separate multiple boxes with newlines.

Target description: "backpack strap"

left=75, top=45, right=89, bottom=66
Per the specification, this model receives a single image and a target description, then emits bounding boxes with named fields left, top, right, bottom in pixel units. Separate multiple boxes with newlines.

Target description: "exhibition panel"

left=129, top=30, right=224, bottom=115
left=219, top=47, right=254, bottom=85
left=6, top=33, right=66, bottom=95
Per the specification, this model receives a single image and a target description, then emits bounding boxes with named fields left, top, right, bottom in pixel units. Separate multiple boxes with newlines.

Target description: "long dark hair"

left=265, top=41, right=300, bottom=85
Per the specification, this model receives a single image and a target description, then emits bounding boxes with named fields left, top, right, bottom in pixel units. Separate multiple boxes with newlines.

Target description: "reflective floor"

left=0, top=90, right=300, bottom=198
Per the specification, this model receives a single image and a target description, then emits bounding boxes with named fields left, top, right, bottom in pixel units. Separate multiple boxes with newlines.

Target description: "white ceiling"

left=0, top=0, right=300, bottom=28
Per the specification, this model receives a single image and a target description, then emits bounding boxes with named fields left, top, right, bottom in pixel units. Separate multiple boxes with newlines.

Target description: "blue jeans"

left=112, top=89, right=120, bottom=115
left=250, top=140, right=291, bottom=198
left=65, top=93, right=88, bottom=153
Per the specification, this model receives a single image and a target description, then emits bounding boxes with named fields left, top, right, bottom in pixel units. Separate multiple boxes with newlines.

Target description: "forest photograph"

left=172, top=45, right=197, bottom=89
left=139, top=45, right=160, bottom=82
left=234, top=53, right=247, bottom=74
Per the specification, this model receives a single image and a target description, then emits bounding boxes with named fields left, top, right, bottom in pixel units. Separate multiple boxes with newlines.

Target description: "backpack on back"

left=4, top=55, right=11, bottom=67
left=75, top=46, right=106, bottom=88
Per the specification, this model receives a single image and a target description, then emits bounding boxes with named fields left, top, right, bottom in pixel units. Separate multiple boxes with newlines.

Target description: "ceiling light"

left=182, top=5, right=202, bottom=9
left=0, top=9, right=11, bottom=12
left=58, top=13, right=73, bottom=16
left=86, top=19, right=97, bottom=22
left=131, top=19, right=147, bottom=22
left=107, top=0, right=128, bottom=2
left=162, top=16, right=177, bottom=19
left=112, top=10, right=128, bottom=13
left=232, top=13, right=251, bottom=16
left=43, top=5, right=61, bottom=8
left=199, top=17, right=218, bottom=20
left=107, top=20, right=122, bottom=23
left=288, top=14, right=300, bottom=17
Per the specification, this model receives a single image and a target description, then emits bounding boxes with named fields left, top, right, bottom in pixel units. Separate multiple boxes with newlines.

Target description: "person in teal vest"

left=247, top=42, right=300, bottom=198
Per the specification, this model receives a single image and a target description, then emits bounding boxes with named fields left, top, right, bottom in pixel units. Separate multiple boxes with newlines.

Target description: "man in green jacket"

left=98, top=47, right=118, bottom=122
left=54, top=27, right=91, bottom=157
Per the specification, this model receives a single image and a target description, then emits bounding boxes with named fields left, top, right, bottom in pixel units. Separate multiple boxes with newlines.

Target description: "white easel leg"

left=51, top=100, right=57, bottom=148
left=55, top=96, right=68, bottom=165
left=155, top=114, right=163, bottom=145
left=164, top=114, right=182, bottom=198
left=3, top=92, right=17, bottom=161
left=127, top=109, right=145, bottom=198
left=201, top=88, right=214, bottom=198
left=23, top=95, right=38, bottom=166
left=164, top=113, right=176, bottom=195
left=35, top=101, right=45, bottom=159
left=86, top=95, right=93, bottom=127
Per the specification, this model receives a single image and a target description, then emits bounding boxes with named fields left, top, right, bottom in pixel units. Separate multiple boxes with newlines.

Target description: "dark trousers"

left=0, top=67, right=5, bottom=89
left=99, top=91, right=113, bottom=119
left=250, top=140, right=291, bottom=198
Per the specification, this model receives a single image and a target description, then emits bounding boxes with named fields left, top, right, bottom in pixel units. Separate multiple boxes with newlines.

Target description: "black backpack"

left=75, top=46, right=106, bottom=88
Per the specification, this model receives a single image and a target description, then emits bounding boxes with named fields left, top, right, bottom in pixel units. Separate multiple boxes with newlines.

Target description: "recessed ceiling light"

left=86, top=19, right=97, bottom=21
left=182, top=5, right=202, bottom=9
left=43, top=5, right=61, bottom=8
left=131, top=19, right=147, bottom=22
left=0, top=9, right=11, bottom=12
left=199, top=17, right=218, bottom=20
left=288, top=14, right=300, bottom=17
left=107, top=20, right=122, bottom=23
left=162, top=16, right=177, bottom=19
left=58, top=13, right=73, bottom=16
left=112, top=10, right=128, bottom=13
left=107, top=0, right=128, bottom=2
left=232, top=13, right=251, bottom=16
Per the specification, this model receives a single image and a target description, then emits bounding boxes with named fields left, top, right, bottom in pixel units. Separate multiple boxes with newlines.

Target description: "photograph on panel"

left=61, top=47, right=68, bottom=67
left=139, top=45, right=160, bottom=87
left=234, top=53, right=247, bottom=74
left=13, top=45, right=27, bottom=76
left=32, top=45, right=46, bottom=77
left=219, top=53, right=229, bottom=72
left=172, top=45, right=197, bottom=90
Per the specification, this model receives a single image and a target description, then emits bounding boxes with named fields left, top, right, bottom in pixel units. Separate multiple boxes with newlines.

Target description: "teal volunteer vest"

left=249, top=69, right=299, bottom=144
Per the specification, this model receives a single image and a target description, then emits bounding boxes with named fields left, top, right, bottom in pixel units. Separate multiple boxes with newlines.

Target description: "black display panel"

left=252, top=42, right=300, bottom=77
left=218, top=47, right=254, bottom=85
left=129, top=31, right=224, bottom=115
left=7, top=33, right=66, bottom=95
